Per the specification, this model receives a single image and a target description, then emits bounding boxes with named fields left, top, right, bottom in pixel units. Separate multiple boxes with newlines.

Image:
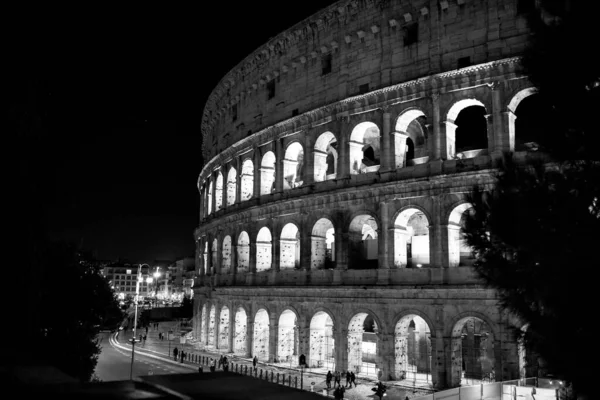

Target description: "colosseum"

left=193, top=0, right=542, bottom=390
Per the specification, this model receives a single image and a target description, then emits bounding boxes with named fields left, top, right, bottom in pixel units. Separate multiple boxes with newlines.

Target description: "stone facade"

left=194, top=0, right=540, bottom=390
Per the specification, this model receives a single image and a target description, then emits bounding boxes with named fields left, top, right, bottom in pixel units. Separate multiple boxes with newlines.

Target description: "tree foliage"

left=462, top=1, right=599, bottom=398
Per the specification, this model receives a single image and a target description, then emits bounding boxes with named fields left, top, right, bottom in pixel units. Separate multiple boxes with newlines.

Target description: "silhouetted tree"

left=463, top=2, right=599, bottom=399
left=180, top=294, right=193, bottom=318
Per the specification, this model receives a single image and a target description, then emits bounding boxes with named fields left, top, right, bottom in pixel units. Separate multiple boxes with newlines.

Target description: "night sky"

left=15, top=2, right=333, bottom=263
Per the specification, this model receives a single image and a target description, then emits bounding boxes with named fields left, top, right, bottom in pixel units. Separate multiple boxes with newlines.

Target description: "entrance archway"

left=350, top=122, right=381, bottom=174
left=314, top=131, right=338, bottom=181
left=240, top=159, right=254, bottom=201
left=394, top=208, right=430, bottom=267
left=277, top=309, right=298, bottom=364
left=394, top=315, right=432, bottom=383
left=226, top=167, right=237, bottom=206
left=253, top=309, right=270, bottom=361
left=233, top=307, right=247, bottom=356
left=260, top=151, right=276, bottom=196
left=451, top=317, right=496, bottom=386
left=283, top=142, right=304, bottom=190
left=237, top=231, right=250, bottom=273
left=309, top=311, right=335, bottom=369
left=348, top=312, right=379, bottom=378
left=280, top=223, right=300, bottom=269
left=311, top=218, right=335, bottom=269
left=219, top=306, right=230, bottom=351
left=256, top=227, right=272, bottom=272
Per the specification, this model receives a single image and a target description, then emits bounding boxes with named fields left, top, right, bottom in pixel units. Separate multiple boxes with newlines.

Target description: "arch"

left=280, top=223, right=300, bottom=270
left=240, top=159, right=254, bottom=201
left=348, top=214, right=379, bottom=270
left=448, top=202, right=475, bottom=267
left=200, top=304, right=207, bottom=344
left=347, top=311, right=381, bottom=378
left=221, top=235, right=232, bottom=274
left=314, top=131, right=338, bottom=182
left=395, top=108, right=429, bottom=168
left=260, top=151, right=276, bottom=196
left=211, top=238, right=218, bottom=274
left=512, top=90, right=551, bottom=152
left=507, top=87, right=538, bottom=113
left=233, top=306, right=248, bottom=355
left=256, top=227, right=272, bottom=272
left=253, top=308, right=270, bottom=361
left=311, top=218, right=335, bottom=269
left=218, top=305, right=230, bottom=351
left=215, top=171, right=223, bottom=211
left=208, top=304, right=216, bottom=347
left=309, top=310, right=335, bottom=370
left=446, top=99, right=488, bottom=159
left=449, top=314, right=497, bottom=386
left=393, top=314, right=433, bottom=382
left=237, top=231, right=250, bottom=273
left=350, top=121, right=381, bottom=174
left=393, top=207, right=431, bottom=268
left=277, top=309, right=299, bottom=364
left=283, top=141, right=304, bottom=190
left=207, top=179, right=213, bottom=215
left=226, top=166, right=237, bottom=206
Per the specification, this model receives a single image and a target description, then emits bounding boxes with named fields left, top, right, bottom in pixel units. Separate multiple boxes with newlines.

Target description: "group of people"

left=326, top=370, right=357, bottom=389
left=172, top=347, right=187, bottom=363
left=207, top=354, right=229, bottom=372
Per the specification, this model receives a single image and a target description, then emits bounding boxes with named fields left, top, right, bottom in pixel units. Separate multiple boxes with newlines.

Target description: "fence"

left=413, top=378, right=559, bottom=400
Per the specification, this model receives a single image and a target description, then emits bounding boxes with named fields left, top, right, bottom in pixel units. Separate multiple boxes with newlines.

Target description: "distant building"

left=103, top=262, right=152, bottom=300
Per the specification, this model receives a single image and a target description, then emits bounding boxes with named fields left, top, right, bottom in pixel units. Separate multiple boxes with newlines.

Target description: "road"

left=95, top=331, right=194, bottom=381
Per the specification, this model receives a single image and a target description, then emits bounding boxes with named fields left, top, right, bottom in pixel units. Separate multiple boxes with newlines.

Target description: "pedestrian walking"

left=198, top=366, right=203, bottom=373
left=143, top=334, right=147, bottom=343
left=219, top=355, right=224, bottom=369
left=145, top=326, right=148, bottom=334
left=350, top=371, right=356, bottom=387
left=252, top=356, right=258, bottom=369
left=180, top=351, right=185, bottom=363
left=326, top=371, right=332, bottom=389
left=334, top=370, right=340, bottom=387
left=345, top=370, right=350, bottom=387
left=173, top=347, right=179, bottom=361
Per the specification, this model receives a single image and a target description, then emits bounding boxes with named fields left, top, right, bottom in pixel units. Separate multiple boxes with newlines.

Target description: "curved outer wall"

left=194, top=0, right=537, bottom=389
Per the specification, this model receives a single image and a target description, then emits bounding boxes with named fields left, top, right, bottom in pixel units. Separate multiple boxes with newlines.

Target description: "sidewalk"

left=116, top=323, right=432, bottom=400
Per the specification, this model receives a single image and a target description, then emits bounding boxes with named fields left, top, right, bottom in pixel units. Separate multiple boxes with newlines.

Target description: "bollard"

left=259, top=369, right=263, bottom=379
left=276, top=373, right=279, bottom=384
left=244, top=365, right=248, bottom=375
left=270, top=371, right=273, bottom=382
left=288, top=375, right=291, bottom=386
left=295, top=376, right=298, bottom=388
left=282, top=374, right=285, bottom=384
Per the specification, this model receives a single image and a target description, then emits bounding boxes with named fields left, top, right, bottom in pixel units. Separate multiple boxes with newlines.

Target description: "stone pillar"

left=377, top=202, right=391, bottom=285
left=199, top=187, right=205, bottom=222
left=246, top=320, right=254, bottom=358
left=246, top=242, right=257, bottom=285
left=269, top=315, right=278, bottom=363
left=275, top=139, right=284, bottom=193
left=228, top=303, right=235, bottom=353
left=336, top=121, right=350, bottom=179
left=504, top=110, right=516, bottom=153
left=313, top=150, right=327, bottom=182
left=381, top=109, right=392, bottom=171
left=490, top=81, right=505, bottom=157
left=333, top=230, right=348, bottom=285
left=235, top=157, right=242, bottom=204
left=270, top=229, right=280, bottom=284
left=230, top=241, right=237, bottom=277
left=221, top=168, right=228, bottom=211
left=334, top=326, right=348, bottom=372
left=214, top=307, right=221, bottom=350
left=429, top=92, right=442, bottom=160
left=378, top=331, right=395, bottom=381
left=497, top=320, right=520, bottom=381
left=211, top=172, right=217, bottom=215
left=429, top=196, right=446, bottom=269
left=253, top=148, right=261, bottom=200
left=304, top=133, right=314, bottom=185
left=298, top=318, right=310, bottom=367
left=392, top=132, right=410, bottom=169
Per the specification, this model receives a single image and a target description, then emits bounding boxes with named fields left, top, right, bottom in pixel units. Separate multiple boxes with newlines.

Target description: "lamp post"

left=153, top=268, right=161, bottom=308
left=130, top=263, right=149, bottom=380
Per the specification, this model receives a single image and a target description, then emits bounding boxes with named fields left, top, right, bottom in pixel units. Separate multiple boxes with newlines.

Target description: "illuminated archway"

left=277, top=309, right=298, bottom=364
left=395, top=109, right=429, bottom=168
left=226, top=167, right=237, bottom=206
left=219, top=306, right=230, bottom=351
left=349, top=122, right=380, bottom=174
left=222, top=235, right=232, bottom=274
left=314, top=132, right=338, bottom=182
left=200, top=304, right=207, bottom=344
left=348, top=214, right=378, bottom=270
left=394, top=208, right=430, bottom=268
left=348, top=312, right=379, bottom=378
left=309, top=311, right=335, bottom=369
left=253, top=309, right=270, bottom=361
left=448, top=203, right=475, bottom=267
left=211, top=239, right=218, bottom=274
left=208, top=304, right=216, bottom=347
left=237, top=231, right=250, bottom=273
left=283, top=142, right=304, bottom=190
left=394, top=315, right=432, bottom=382
left=311, top=218, right=335, bottom=269
left=260, top=151, right=276, bottom=196
left=280, top=223, right=300, bottom=270
left=256, top=227, right=272, bottom=272
left=233, top=307, right=248, bottom=355
left=207, top=179, right=213, bottom=214
left=446, top=99, right=488, bottom=159
left=240, top=159, right=254, bottom=201
left=450, top=317, right=496, bottom=386
left=215, top=171, right=223, bottom=211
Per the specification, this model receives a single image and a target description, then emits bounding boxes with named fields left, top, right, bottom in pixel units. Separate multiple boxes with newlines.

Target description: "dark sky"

left=15, top=2, right=333, bottom=263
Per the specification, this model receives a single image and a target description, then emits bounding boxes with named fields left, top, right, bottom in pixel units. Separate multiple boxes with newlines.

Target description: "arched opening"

left=350, top=122, right=381, bottom=174
left=309, top=311, right=335, bottom=370
left=514, top=93, right=552, bottom=152
left=207, top=179, right=213, bottom=215
left=208, top=304, right=216, bottom=347
left=226, top=167, right=237, bottom=206
left=277, top=310, right=298, bottom=365
left=203, top=242, right=208, bottom=275
left=394, top=209, right=430, bottom=268
left=215, top=171, right=223, bottom=211
left=448, top=203, right=475, bottom=267
left=221, top=236, right=232, bottom=274
left=256, top=227, right=272, bottom=272
left=233, top=307, right=248, bottom=356
left=240, top=159, right=254, bottom=201
left=395, top=109, right=429, bottom=168
left=451, top=317, right=496, bottom=386
left=253, top=309, right=270, bottom=361
left=280, top=223, right=300, bottom=270
left=219, top=306, right=230, bottom=351
left=446, top=99, right=488, bottom=159
left=283, top=142, right=304, bottom=190
left=314, top=132, right=338, bottom=182
left=348, top=215, right=378, bottom=270
left=200, top=304, right=207, bottom=344
left=211, top=239, right=218, bottom=274
left=311, top=218, right=335, bottom=269
left=348, top=313, right=379, bottom=378
left=260, top=151, right=276, bottom=196
left=237, top=231, right=250, bottom=273
left=394, top=315, right=432, bottom=384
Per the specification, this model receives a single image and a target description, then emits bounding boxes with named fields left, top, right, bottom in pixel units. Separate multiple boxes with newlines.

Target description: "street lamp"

left=130, top=263, right=149, bottom=380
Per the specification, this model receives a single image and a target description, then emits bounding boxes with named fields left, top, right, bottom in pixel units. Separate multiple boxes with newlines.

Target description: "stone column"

left=490, top=81, right=505, bottom=157
left=334, top=326, right=348, bottom=372
left=381, top=108, right=392, bottom=171
left=270, top=228, right=280, bottom=285
left=230, top=240, right=238, bottom=278
left=221, top=167, right=228, bottom=211
left=235, top=156, right=242, bottom=204
left=377, top=202, right=391, bottom=285
left=228, top=303, right=235, bottom=353
left=199, top=187, right=205, bottom=222
left=253, top=148, right=261, bottom=200
left=246, top=320, right=254, bottom=358
left=269, top=314, right=278, bottom=363
left=214, top=306, right=221, bottom=350
left=497, top=319, right=520, bottom=381
left=431, top=92, right=443, bottom=160
left=211, top=172, right=217, bottom=215
left=304, top=133, right=314, bottom=185
left=298, top=318, right=310, bottom=367
left=275, top=139, right=284, bottom=193
left=378, top=331, right=395, bottom=381
left=392, top=132, right=410, bottom=169
left=333, top=230, right=348, bottom=285
left=336, top=120, right=350, bottom=179
left=246, top=242, right=257, bottom=285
